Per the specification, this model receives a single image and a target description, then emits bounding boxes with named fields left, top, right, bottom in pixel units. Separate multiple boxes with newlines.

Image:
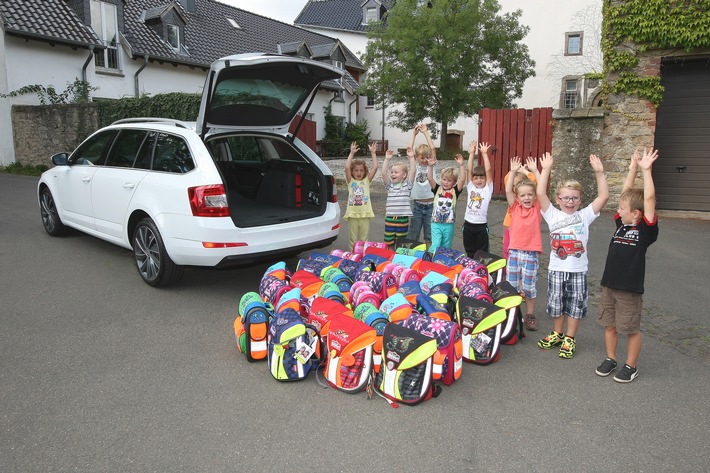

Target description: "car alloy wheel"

left=39, top=187, right=67, bottom=236
left=132, top=218, right=183, bottom=287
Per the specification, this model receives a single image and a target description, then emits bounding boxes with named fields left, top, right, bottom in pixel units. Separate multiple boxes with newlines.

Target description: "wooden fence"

left=477, top=107, right=553, bottom=195
left=289, top=115, right=317, bottom=152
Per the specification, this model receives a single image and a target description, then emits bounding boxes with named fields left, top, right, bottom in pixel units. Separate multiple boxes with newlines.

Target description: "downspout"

left=348, top=96, right=357, bottom=124
left=81, top=45, right=95, bottom=83
left=134, top=55, right=149, bottom=98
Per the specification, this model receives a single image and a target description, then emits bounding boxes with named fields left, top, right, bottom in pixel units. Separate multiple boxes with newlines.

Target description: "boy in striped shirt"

left=382, top=148, right=417, bottom=249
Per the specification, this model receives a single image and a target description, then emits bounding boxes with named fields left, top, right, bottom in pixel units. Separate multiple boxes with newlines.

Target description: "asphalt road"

left=1, top=172, right=709, bottom=472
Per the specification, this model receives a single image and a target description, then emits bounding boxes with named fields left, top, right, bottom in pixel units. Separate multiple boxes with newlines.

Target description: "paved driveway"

left=1, top=172, right=708, bottom=472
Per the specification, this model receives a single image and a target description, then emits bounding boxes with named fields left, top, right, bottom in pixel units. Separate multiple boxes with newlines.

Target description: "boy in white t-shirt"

left=530, top=152, right=609, bottom=359
left=462, top=141, right=493, bottom=257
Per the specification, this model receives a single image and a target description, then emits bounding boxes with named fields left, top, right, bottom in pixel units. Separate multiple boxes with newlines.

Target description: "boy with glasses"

left=529, top=152, right=608, bottom=358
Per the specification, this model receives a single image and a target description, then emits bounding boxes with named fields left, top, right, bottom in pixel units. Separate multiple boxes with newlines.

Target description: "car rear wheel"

left=557, top=247, right=567, bottom=260
left=39, top=187, right=67, bottom=236
left=132, top=218, right=184, bottom=287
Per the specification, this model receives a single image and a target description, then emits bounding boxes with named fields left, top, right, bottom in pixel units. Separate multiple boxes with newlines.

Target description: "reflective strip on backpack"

left=383, top=368, right=397, bottom=398
left=461, top=333, right=474, bottom=361
left=251, top=339, right=267, bottom=353
left=327, top=354, right=340, bottom=384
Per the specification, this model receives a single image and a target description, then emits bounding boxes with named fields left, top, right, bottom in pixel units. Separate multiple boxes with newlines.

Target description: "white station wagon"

left=38, top=53, right=342, bottom=286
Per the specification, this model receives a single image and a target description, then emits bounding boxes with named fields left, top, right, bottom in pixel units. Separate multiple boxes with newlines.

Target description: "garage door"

left=654, top=57, right=710, bottom=211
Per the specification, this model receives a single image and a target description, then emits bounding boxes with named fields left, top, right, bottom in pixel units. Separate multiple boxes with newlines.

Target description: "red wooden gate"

left=289, top=115, right=317, bottom=153
left=477, top=108, right=553, bottom=195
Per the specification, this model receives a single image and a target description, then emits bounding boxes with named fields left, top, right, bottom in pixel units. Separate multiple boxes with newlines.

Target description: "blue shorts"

left=506, top=249, right=539, bottom=299
left=547, top=271, right=588, bottom=319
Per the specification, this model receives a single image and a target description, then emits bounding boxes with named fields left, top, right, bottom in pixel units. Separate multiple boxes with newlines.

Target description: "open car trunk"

left=207, top=134, right=329, bottom=228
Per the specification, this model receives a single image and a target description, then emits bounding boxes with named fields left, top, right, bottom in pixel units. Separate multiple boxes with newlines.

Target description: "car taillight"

left=188, top=185, right=230, bottom=217
left=329, top=175, right=338, bottom=203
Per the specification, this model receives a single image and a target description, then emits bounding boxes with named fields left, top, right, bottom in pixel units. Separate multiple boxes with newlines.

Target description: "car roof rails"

left=111, top=117, right=193, bottom=129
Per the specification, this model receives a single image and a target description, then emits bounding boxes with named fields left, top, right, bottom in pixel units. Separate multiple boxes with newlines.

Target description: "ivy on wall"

left=602, top=0, right=710, bottom=107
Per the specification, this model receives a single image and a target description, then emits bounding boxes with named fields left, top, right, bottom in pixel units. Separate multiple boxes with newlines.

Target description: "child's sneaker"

left=524, top=314, right=538, bottom=331
left=613, top=364, right=638, bottom=383
left=558, top=336, right=576, bottom=359
left=595, top=357, right=617, bottom=377
left=537, top=331, right=563, bottom=349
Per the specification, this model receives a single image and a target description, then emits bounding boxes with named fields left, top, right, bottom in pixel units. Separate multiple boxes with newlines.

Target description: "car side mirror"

left=51, top=153, right=69, bottom=166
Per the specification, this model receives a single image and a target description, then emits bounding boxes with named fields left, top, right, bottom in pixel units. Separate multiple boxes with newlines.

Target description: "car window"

left=105, top=129, right=150, bottom=168
left=133, top=132, right=157, bottom=170
left=206, top=135, right=306, bottom=164
left=209, top=136, right=263, bottom=163
left=70, top=130, right=116, bottom=166
left=153, top=133, right=195, bottom=173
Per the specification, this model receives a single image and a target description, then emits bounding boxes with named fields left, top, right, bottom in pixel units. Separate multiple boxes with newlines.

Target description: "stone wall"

left=549, top=108, right=606, bottom=207
left=11, top=103, right=98, bottom=167
left=601, top=53, right=661, bottom=209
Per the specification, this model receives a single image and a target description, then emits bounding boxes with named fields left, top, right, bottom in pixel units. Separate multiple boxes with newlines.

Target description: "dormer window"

left=364, top=7, right=378, bottom=24
left=333, top=60, right=343, bottom=70
left=167, top=24, right=180, bottom=50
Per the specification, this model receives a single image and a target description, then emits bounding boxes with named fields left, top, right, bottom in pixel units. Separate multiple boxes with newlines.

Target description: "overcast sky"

left=218, top=0, right=308, bottom=24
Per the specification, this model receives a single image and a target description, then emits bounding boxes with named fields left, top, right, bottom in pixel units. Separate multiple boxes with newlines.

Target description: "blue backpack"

left=267, top=305, right=321, bottom=381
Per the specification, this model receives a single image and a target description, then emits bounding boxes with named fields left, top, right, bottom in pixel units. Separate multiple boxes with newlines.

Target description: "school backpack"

left=490, top=280, right=525, bottom=345
left=373, top=322, right=441, bottom=406
left=474, top=250, right=507, bottom=286
left=324, top=313, right=378, bottom=393
left=234, top=291, right=273, bottom=362
left=456, top=293, right=507, bottom=365
left=267, top=306, right=321, bottom=381
left=401, top=313, right=463, bottom=386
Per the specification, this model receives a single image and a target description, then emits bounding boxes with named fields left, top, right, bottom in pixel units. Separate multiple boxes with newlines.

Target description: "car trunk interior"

left=207, top=134, right=327, bottom=228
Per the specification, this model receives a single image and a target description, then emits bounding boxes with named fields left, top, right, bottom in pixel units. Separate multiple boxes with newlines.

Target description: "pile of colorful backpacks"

left=233, top=241, right=526, bottom=407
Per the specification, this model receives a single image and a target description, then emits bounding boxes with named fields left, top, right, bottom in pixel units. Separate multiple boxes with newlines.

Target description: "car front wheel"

left=132, top=218, right=184, bottom=287
left=39, top=187, right=67, bottom=236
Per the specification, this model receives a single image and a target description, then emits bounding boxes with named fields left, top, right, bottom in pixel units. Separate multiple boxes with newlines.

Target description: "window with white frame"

left=565, top=32, right=583, bottom=56
left=167, top=24, right=180, bottom=50
left=366, top=95, right=375, bottom=107
left=563, top=79, right=578, bottom=109
left=364, top=7, right=378, bottom=24
left=91, top=0, right=120, bottom=70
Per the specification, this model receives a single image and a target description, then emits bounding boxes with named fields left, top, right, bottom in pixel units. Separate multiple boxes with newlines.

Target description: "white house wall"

left=0, top=24, right=12, bottom=165
left=0, top=34, right=349, bottom=163
left=499, top=0, right=601, bottom=109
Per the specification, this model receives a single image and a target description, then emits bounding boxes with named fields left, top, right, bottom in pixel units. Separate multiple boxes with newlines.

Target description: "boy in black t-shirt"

left=595, top=148, right=659, bottom=383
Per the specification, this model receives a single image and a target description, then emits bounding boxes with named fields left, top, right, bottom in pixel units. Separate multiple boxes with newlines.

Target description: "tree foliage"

left=362, top=0, right=535, bottom=149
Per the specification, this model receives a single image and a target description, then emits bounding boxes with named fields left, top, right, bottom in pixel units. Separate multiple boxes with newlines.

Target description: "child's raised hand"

left=469, top=140, right=478, bottom=154
left=525, top=156, right=537, bottom=171
left=386, top=149, right=396, bottom=159
left=510, top=156, right=522, bottom=172
left=538, top=152, right=553, bottom=170
left=426, top=155, right=437, bottom=166
left=479, top=142, right=491, bottom=155
left=350, top=141, right=359, bottom=155
left=419, top=123, right=428, bottom=134
left=368, top=142, right=377, bottom=154
left=638, top=147, right=659, bottom=170
left=406, top=146, right=414, bottom=158
left=590, top=154, right=604, bottom=173
left=455, top=154, right=464, bottom=166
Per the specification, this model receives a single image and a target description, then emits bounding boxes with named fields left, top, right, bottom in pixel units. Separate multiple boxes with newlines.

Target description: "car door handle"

left=82, top=177, right=91, bottom=183
left=123, top=183, right=136, bottom=189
